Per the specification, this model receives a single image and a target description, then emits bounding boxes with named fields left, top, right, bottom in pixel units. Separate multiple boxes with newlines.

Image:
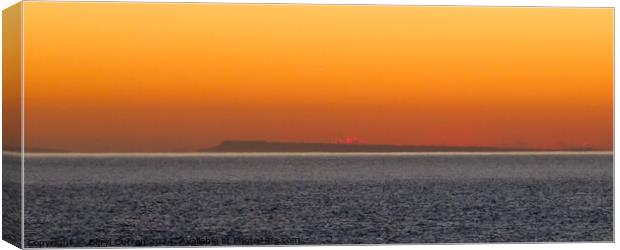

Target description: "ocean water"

left=2, top=154, right=22, bottom=247
left=23, top=153, right=613, bottom=247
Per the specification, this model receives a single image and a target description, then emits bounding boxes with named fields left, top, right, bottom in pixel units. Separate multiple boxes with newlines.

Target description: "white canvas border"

left=0, top=0, right=616, bottom=249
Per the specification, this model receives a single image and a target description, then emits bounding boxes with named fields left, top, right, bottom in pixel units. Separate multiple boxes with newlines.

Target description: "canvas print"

left=2, top=1, right=614, bottom=248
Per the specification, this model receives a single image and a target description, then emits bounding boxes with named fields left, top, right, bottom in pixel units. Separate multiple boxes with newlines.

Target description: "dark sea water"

left=22, top=153, right=613, bottom=247
left=2, top=154, right=22, bottom=247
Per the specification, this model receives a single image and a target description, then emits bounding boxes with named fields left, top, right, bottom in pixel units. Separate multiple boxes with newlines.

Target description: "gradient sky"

left=23, top=3, right=613, bottom=152
left=3, top=2, right=21, bottom=151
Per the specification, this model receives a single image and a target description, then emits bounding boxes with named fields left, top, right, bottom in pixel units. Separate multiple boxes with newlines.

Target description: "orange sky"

left=23, top=3, right=613, bottom=152
left=3, top=2, right=21, bottom=151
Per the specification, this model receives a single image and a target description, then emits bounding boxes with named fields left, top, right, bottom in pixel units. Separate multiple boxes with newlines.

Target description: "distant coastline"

left=200, top=140, right=597, bottom=153
left=6, top=141, right=605, bottom=154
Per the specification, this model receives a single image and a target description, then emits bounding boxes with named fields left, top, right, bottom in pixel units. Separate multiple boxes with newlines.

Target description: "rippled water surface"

left=23, top=153, right=613, bottom=246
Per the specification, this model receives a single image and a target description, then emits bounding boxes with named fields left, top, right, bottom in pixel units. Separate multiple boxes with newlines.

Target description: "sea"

left=18, top=152, right=613, bottom=247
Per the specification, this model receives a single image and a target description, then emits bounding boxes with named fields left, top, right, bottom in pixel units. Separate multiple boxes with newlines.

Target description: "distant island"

left=2, top=142, right=599, bottom=153
left=201, top=140, right=596, bottom=153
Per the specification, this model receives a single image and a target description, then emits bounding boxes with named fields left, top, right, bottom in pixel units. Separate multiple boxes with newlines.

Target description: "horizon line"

left=4, top=140, right=611, bottom=155
left=3, top=151, right=614, bottom=158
